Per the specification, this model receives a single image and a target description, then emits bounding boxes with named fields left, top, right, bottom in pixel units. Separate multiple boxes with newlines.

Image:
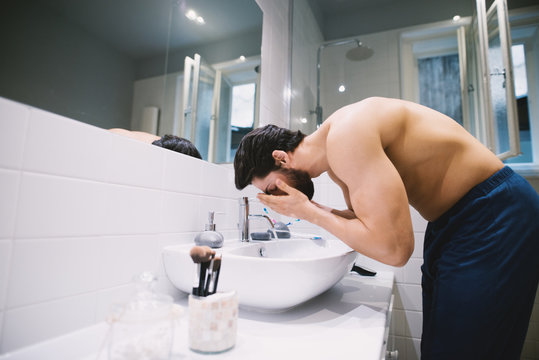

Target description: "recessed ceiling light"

left=185, top=9, right=197, bottom=21
left=300, top=117, right=308, bottom=124
left=338, top=85, right=346, bottom=93
left=452, top=15, right=461, bottom=22
left=239, top=55, right=246, bottom=62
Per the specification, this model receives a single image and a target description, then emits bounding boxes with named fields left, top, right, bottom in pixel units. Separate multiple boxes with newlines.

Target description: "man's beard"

left=278, top=168, right=314, bottom=200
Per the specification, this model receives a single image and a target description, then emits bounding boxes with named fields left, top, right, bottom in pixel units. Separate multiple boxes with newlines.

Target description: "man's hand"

left=257, top=179, right=313, bottom=219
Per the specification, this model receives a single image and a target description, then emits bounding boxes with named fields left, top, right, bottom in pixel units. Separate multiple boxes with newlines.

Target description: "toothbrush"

left=286, top=219, right=301, bottom=226
left=289, top=232, right=322, bottom=240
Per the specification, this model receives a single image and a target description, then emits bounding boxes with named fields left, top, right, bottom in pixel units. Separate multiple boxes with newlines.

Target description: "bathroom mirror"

left=0, top=0, right=262, bottom=163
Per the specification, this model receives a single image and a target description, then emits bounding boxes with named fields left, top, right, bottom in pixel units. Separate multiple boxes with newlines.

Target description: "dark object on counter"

left=251, top=232, right=271, bottom=240
left=267, top=221, right=291, bottom=238
left=191, top=246, right=218, bottom=296
left=351, top=264, right=377, bottom=277
left=190, top=245, right=222, bottom=297
left=204, top=256, right=222, bottom=296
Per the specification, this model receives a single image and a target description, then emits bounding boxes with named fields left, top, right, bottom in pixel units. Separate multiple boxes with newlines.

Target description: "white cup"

left=188, top=291, right=238, bottom=353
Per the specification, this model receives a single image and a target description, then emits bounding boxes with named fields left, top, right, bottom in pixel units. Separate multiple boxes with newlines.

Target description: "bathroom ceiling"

left=29, top=0, right=539, bottom=58
left=309, top=0, right=538, bottom=40
left=33, top=0, right=263, bottom=59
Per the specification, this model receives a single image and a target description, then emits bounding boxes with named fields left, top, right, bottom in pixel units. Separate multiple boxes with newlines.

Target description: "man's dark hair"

left=152, top=135, right=202, bottom=159
left=234, top=125, right=306, bottom=189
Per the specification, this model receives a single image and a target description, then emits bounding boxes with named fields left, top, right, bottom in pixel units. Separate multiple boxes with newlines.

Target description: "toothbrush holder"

left=188, top=291, right=238, bottom=354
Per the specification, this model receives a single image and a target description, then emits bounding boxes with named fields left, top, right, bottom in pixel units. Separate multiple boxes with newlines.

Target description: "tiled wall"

left=0, top=96, right=262, bottom=353
left=256, top=0, right=291, bottom=129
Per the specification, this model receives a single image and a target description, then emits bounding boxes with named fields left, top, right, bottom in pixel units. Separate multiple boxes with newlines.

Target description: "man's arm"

left=311, top=201, right=356, bottom=219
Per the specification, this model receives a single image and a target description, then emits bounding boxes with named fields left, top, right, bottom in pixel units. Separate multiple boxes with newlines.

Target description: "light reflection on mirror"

left=0, top=0, right=262, bottom=163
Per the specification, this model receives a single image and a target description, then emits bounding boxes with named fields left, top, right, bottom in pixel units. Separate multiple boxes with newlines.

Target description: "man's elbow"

left=386, top=235, right=414, bottom=267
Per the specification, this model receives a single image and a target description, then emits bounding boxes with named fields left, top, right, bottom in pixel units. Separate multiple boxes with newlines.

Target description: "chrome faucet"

left=238, top=197, right=274, bottom=242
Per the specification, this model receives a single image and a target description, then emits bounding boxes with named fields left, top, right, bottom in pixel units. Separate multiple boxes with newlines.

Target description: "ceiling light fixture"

left=185, top=9, right=205, bottom=25
left=452, top=15, right=461, bottom=22
left=185, top=9, right=197, bottom=21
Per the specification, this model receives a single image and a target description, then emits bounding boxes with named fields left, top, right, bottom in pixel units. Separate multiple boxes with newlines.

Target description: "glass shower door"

left=181, top=54, right=218, bottom=161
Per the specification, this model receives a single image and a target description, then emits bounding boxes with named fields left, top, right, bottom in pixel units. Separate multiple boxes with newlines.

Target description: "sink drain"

left=258, top=246, right=267, bottom=257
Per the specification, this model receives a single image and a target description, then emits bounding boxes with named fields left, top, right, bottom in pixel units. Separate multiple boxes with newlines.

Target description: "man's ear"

left=272, top=150, right=290, bottom=167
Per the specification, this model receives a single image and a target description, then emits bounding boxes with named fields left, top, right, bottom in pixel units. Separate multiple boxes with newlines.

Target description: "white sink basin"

left=163, top=239, right=357, bottom=311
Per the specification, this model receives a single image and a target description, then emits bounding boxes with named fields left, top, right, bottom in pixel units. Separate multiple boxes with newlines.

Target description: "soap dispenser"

left=194, top=211, right=224, bottom=248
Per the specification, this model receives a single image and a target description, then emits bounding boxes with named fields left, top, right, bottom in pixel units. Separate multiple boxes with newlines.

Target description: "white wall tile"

left=404, top=310, right=423, bottom=339
left=94, top=284, right=136, bottom=323
left=391, top=309, right=406, bottom=337
left=197, top=196, right=233, bottom=232
left=15, top=173, right=110, bottom=238
left=0, top=311, right=3, bottom=352
left=410, top=207, right=428, bottom=232
left=162, top=150, right=202, bottom=194
left=95, top=235, right=161, bottom=290
left=0, top=241, right=12, bottom=311
left=403, top=258, right=423, bottom=285
left=394, top=284, right=422, bottom=312
left=0, top=97, right=29, bottom=170
left=106, top=132, right=165, bottom=189
left=103, top=184, right=163, bottom=235
left=23, top=108, right=111, bottom=182
left=200, top=163, right=235, bottom=198
left=7, top=238, right=100, bottom=308
left=2, top=293, right=96, bottom=352
left=391, top=336, right=407, bottom=359
left=160, top=192, right=200, bottom=234
left=0, top=169, right=20, bottom=239
left=406, top=337, right=421, bottom=360
left=411, top=232, right=425, bottom=259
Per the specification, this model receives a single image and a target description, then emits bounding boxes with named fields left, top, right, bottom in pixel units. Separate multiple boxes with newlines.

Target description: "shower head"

left=345, top=41, right=374, bottom=61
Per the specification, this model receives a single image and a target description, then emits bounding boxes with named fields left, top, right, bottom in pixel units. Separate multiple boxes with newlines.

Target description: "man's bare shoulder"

left=325, top=97, right=407, bottom=143
left=109, top=128, right=160, bottom=143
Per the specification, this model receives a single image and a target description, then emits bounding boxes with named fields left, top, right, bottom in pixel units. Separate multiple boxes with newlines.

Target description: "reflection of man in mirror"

left=109, top=129, right=202, bottom=159
left=233, top=96, right=539, bottom=359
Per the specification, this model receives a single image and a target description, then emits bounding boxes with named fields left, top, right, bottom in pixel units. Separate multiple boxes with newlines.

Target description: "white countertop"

left=0, top=271, right=394, bottom=360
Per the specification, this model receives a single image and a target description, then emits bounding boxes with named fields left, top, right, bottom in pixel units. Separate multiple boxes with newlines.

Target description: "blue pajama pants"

left=421, top=166, right=539, bottom=359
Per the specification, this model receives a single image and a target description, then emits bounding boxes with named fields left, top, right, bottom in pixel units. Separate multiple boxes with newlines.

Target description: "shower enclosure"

left=312, top=39, right=373, bottom=127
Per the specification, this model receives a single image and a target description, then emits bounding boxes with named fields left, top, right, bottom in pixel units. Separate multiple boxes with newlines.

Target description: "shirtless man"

left=233, top=97, right=539, bottom=359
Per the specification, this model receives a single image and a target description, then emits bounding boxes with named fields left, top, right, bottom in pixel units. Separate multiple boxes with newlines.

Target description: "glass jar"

left=107, top=272, right=183, bottom=360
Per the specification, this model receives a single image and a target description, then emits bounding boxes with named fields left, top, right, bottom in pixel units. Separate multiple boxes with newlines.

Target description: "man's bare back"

left=323, top=97, right=504, bottom=222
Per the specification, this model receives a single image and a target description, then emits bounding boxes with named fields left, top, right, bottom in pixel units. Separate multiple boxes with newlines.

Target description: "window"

left=401, top=5, right=539, bottom=175
left=418, top=54, right=463, bottom=125
left=229, top=83, right=256, bottom=160
left=504, top=44, right=532, bottom=164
